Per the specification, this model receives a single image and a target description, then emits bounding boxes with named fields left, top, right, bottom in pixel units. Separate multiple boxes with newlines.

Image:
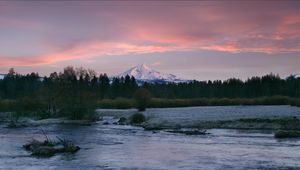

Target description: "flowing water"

left=1, top=106, right=300, bottom=169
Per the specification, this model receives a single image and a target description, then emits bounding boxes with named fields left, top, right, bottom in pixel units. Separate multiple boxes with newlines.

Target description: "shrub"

left=130, top=113, right=146, bottom=124
left=133, top=88, right=151, bottom=111
left=97, top=96, right=300, bottom=109
left=274, top=130, right=300, bottom=138
left=97, top=98, right=135, bottom=109
left=290, top=98, right=300, bottom=107
left=0, top=99, right=15, bottom=112
left=118, top=117, right=127, bottom=124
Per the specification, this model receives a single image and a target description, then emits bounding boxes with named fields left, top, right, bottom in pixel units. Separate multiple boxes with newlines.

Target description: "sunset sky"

left=0, top=1, right=299, bottom=80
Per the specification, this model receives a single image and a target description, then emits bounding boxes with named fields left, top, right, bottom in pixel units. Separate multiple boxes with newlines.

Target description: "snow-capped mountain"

left=117, top=64, right=189, bottom=83
left=0, top=74, right=5, bottom=80
left=285, top=73, right=300, bottom=79
left=291, top=73, right=300, bottom=79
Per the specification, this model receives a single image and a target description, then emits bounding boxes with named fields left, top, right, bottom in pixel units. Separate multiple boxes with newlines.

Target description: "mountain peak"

left=117, top=64, right=188, bottom=83
left=136, top=63, right=151, bottom=71
left=140, top=63, right=149, bottom=68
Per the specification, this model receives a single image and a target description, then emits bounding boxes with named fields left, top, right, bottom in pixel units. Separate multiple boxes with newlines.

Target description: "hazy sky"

left=0, top=1, right=299, bottom=80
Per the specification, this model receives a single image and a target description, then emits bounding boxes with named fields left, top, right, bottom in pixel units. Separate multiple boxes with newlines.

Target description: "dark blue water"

left=1, top=122, right=299, bottom=169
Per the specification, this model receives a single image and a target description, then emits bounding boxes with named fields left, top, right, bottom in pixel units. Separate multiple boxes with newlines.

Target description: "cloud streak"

left=0, top=1, right=299, bottom=67
left=0, top=42, right=177, bottom=66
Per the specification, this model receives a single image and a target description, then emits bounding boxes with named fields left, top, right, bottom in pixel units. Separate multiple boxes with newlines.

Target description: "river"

left=1, top=106, right=300, bottom=169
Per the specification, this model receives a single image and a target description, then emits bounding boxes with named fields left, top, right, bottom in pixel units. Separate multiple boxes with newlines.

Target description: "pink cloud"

left=0, top=1, right=299, bottom=67
left=0, top=41, right=175, bottom=66
left=152, top=61, right=161, bottom=66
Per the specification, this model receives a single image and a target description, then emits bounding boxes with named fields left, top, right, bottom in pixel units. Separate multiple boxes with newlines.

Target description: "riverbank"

left=97, top=105, right=300, bottom=131
left=0, top=114, right=96, bottom=128
left=142, top=117, right=300, bottom=131
left=1, top=105, right=300, bottom=131
left=97, top=96, right=300, bottom=109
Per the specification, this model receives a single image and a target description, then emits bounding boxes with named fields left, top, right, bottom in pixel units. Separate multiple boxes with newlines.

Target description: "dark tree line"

left=0, top=67, right=139, bottom=119
left=144, top=74, right=300, bottom=99
left=0, top=68, right=299, bottom=102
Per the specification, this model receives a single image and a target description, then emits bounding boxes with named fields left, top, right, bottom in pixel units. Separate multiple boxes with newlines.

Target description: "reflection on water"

left=0, top=121, right=299, bottom=169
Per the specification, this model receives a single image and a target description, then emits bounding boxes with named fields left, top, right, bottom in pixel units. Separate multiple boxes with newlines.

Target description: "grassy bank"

left=97, top=96, right=300, bottom=109
left=143, top=117, right=300, bottom=131
left=1, top=96, right=299, bottom=121
left=274, top=130, right=300, bottom=138
left=2, top=96, right=299, bottom=113
left=0, top=97, right=97, bottom=120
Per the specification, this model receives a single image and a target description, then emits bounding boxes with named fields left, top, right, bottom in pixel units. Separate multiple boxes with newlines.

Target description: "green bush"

left=274, top=130, right=300, bottom=138
left=130, top=113, right=146, bottom=124
left=97, top=96, right=300, bottom=109
left=0, top=99, right=16, bottom=112
left=118, top=117, right=127, bottom=124
left=290, top=98, right=300, bottom=107
left=98, top=98, right=135, bottom=109
left=134, top=88, right=151, bottom=111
